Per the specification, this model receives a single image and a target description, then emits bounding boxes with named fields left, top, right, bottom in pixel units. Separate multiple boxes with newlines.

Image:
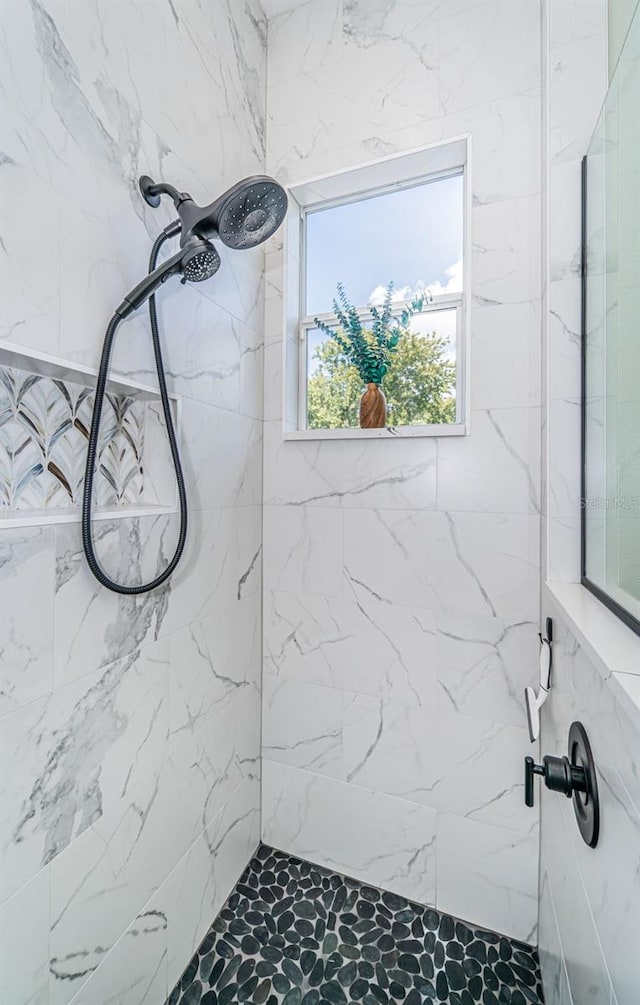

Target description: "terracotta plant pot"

left=359, top=382, right=387, bottom=428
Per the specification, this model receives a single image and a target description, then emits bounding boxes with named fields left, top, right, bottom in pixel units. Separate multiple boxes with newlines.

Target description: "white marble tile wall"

left=262, top=0, right=543, bottom=942
left=538, top=601, right=640, bottom=1005
left=0, top=0, right=266, bottom=1002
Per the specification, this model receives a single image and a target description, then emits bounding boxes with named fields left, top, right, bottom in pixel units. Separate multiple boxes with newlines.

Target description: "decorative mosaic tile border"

left=167, top=845, right=544, bottom=1005
left=0, top=365, right=144, bottom=510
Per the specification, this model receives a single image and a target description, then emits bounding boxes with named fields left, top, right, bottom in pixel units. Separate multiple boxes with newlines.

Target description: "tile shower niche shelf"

left=0, top=342, right=180, bottom=529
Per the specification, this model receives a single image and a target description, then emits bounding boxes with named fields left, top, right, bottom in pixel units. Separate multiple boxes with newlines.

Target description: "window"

left=283, top=140, right=469, bottom=438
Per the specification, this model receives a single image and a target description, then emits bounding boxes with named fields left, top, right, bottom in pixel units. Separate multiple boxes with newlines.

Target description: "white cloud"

left=368, top=259, right=463, bottom=305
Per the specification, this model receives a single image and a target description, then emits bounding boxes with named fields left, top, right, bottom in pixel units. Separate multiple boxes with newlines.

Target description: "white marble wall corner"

left=537, top=865, right=564, bottom=1005
left=436, top=812, right=538, bottom=944
left=0, top=865, right=50, bottom=1005
left=264, top=505, right=344, bottom=597
left=262, top=674, right=343, bottom=777
left=0, top=526, right=55, bottom=715
left=263, top=424, right=438, bottom=510
left=167, top=681, right=260, bottom=842
left=262, top=760, right=437, bottom=906
left=161, top=505, right=262, bottom=637
left=263, top=590, right=438, bottom=708
left=268, top=0, right=343, bottom=88
left=178, top=399, right=263, bottom=511
left=169, top=594, right=261, bottom=749
left=164, top=775, right=261, bottom=992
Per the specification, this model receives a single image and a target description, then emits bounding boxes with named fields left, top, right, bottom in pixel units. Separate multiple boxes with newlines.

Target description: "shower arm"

left=140, top=176, right=191, bottom=209
left=140, top=175, right=218, bottom=246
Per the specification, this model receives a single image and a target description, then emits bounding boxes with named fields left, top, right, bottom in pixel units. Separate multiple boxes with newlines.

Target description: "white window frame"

left=281, top=137, right=471, bottom=440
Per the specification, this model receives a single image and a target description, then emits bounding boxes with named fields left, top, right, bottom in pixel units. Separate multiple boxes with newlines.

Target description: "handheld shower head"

left=181, top=241, right=221, bottom=282
left=116, top=235, right=220, bottom=319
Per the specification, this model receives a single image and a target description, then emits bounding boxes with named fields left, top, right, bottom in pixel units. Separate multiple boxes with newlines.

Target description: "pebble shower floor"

left=166, top=846, right=544, bottom=1005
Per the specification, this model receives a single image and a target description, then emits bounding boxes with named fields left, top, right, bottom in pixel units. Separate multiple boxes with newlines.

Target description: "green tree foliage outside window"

left=308, top=328, right=457, bottom=429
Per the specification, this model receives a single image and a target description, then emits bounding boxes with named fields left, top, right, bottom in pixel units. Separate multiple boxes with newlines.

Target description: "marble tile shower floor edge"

left=167, top=846, right=543, bottom=1005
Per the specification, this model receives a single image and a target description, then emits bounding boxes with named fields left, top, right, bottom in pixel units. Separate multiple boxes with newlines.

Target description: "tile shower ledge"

left=545, top=582, right=640, bottom=725
left=0, top=341, right=172, bottom=400
left=0, top=503, right=177, bottom=529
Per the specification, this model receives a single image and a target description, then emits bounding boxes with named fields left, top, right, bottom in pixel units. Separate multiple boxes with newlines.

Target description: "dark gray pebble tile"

left=166, top=845, right=544, bottom=1005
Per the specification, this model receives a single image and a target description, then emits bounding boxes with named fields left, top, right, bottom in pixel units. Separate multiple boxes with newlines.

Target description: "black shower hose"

left=81, top=227, right=187, bottom=594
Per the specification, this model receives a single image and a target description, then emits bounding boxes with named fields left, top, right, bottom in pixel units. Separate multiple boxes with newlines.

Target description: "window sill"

left=544, top=581, right=640, bottom=728
left=284, top=423, right=467, bottom=441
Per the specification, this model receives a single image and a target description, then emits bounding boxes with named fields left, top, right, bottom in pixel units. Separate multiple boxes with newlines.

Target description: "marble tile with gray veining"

left=263, top=589, right=437, bottom=709
left=437, top=610, right=539, bottom=726
left=262, top=674, right=343, bottom=778
left=342, top=693, right=532, bottom=833
left=1, top=638, right=169, bottom=903
left=0, top=526, right=55, bottom=715
left=53, top=516, right=172, bottom=688
left=48, top=682, right=258, bottom=1005
left=343, top=508, right=540, bottom=619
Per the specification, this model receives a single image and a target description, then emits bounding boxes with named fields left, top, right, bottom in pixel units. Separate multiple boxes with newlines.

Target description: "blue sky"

left=305, top=173, right=463, bottom=314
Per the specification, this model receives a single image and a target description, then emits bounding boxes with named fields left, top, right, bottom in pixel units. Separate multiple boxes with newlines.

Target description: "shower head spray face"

left=214, top=178, right=288, bottom=249
left=181, top=240, right=220, bottom=282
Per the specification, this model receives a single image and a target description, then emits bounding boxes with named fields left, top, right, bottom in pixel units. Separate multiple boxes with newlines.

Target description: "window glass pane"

left=583, top=6, right=640, bottom=627
left=305, top=174, right=464, bottom=315
left=306, top=307, right=457, bottom=430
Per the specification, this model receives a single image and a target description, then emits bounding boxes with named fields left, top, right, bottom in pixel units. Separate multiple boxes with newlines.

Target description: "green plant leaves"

left=314, top=282, right=433, bottom=385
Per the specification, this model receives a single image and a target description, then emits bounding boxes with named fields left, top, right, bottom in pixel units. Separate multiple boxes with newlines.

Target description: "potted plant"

left=314, top=282, right=428, bottom=428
